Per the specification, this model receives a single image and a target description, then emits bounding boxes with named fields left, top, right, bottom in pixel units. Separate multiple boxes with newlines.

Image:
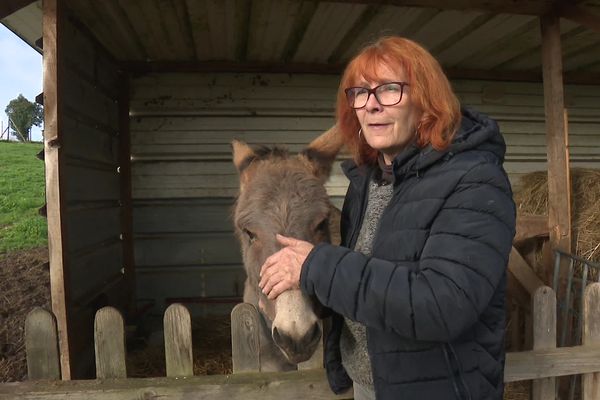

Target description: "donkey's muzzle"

left=272, top=324, right=321, bottom=364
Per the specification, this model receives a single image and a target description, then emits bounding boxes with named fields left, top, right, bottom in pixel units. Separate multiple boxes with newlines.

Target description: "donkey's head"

left=232, top=126, right=342, bottom=364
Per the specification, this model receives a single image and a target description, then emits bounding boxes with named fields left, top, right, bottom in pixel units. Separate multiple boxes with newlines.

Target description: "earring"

left=358, top=128, right=362, bottom=140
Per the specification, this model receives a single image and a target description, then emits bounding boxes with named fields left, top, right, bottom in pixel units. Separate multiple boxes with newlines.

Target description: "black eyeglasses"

left=344, top=82, right=409, bottom=109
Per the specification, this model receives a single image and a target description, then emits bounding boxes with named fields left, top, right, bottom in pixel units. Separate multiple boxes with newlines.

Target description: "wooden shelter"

left=2, top=0, right=600, bottom=380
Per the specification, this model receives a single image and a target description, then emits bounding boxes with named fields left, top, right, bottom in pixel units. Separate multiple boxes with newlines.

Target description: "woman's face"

left=354, top=64, right=421, bottom=165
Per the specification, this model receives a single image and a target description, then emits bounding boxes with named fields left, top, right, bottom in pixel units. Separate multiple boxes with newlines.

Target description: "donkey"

left=231, top=126, right=342, bottom=371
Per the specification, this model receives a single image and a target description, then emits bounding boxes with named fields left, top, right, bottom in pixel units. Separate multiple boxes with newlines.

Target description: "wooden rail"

left=2, top=284, right=600, bottom=399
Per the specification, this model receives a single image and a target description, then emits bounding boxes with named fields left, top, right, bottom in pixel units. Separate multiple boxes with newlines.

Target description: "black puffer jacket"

left=300, top=108, right=516, bottom=399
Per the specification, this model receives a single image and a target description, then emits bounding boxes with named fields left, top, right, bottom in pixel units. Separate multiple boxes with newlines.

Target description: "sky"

left=0, top=24, right=43, bottom=142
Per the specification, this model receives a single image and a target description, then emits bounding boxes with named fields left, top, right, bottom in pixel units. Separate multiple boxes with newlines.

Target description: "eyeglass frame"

left=344, top=82, right=410, bottom=109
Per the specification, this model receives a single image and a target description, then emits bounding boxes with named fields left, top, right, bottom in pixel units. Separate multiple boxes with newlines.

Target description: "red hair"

left=336, top=36, right=461, bottom=165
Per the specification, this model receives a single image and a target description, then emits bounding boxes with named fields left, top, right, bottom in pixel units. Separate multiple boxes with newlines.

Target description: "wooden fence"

left=2, top=286, right=600, bottom=399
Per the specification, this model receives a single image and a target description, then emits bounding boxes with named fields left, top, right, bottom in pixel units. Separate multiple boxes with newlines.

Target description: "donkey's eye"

left=243, top=228, right=257, bottom=244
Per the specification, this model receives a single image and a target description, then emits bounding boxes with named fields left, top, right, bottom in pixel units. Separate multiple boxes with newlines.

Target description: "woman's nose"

left=364, top=92, right=382, bottom=112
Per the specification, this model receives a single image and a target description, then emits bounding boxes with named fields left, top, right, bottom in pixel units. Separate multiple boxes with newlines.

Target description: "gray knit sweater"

left=340, top=179, right=393, bottom=387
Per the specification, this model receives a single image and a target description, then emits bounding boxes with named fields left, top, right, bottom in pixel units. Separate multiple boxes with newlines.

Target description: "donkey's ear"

left=232, top=140, right=256, bottom=173
left=301, top=124, right=343, bottom=180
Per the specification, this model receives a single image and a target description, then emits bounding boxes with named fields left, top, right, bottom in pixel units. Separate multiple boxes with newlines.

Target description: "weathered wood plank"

left=505, top=345, right=600, bottom=382
left=532, top=286, right=556, bottom=400
left=133, top=199, right=234, bottom=233
left=164, top=304, right=194, bottom=377
left=583, top=283, right=600, bottom=399
left=134, top=233, right=241, bottom=267
left=25, top=308, right=61, bottom=380
left=94, top=307, right=126, bottom=379
left=231, top=303, right=260, bottom=373
left=541, top=14, right=573, bottom=259
left=0, top=369, right=349, bottom=400
left=43, top=0, right=73, bottom=380
left=66, top=206, right=121, bottom=253
left=69, top=242, right=123, bottom=304
left=514, top=214, right=549, bottom=243
left=508, top=246, right=546, bottom=295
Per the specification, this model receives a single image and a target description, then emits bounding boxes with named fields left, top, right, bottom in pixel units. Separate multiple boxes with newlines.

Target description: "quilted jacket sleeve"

left=300, top=161, right=516, bottom=342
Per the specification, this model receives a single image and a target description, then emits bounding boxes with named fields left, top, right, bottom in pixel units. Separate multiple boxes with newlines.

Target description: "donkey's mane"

left=253, top=145, right=289, bottom=159
left=237, top=145, right=290, bottom=173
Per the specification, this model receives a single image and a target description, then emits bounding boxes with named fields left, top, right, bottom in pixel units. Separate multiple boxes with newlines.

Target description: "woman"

left=259, top=36, right=516, bottom=400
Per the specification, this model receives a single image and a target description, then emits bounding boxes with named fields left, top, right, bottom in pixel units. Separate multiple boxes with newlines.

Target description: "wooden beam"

left=514, top=214, right=549, bottom=244
left=43, top=0, right=73, bottom=380
left=508, top=247, right=546, bottom=295
left=0, top=369, right=349, bottom=400
left=559, top=3, right=600, bottom=33
left=324, top=0, right=554, bottom=16
left=123, top=61, right=600, bottom=85
left=505, top=345, right=600, bottom=382
left=4, top=346, right=600, bottom=396
left=540, top=12, right=572, bottom=300
left=0, top=0, right=36, bottom=19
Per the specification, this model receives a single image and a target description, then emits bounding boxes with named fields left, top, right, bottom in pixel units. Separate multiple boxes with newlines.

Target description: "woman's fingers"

left=258, top=234, right=314, bottom=299
left=266, top=280, right=294, bottom=300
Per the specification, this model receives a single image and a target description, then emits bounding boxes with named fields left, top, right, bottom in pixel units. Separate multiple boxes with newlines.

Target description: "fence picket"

left=24, top=307, right=60, bottom=380
left=532, top=286, right=556, bottom=400
left=231, top=303, right=260, bottom=373
left=94, top=307, right=127, bottom=378
left=583, top=283, right=600, bottom=399
left=164, top=303, right=193, bottom=377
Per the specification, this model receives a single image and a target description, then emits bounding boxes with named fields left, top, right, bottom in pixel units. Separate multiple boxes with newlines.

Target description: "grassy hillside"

left=0, top=141, right=47, bottom=253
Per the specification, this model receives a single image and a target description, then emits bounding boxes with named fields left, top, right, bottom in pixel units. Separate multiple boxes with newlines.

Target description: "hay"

left=513, top=168, right=600, bottom=263
left=127, top=315, right=232, bottom=377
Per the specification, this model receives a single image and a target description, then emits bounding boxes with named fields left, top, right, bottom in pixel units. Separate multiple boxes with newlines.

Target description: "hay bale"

left=513, top=168, right=600, bottom=263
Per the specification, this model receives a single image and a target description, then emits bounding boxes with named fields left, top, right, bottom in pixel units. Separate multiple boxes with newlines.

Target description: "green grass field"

left=0, top=141, right=47, bottom=253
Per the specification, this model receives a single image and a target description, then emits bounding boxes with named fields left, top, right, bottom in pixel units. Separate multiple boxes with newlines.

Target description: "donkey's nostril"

left=301, top=324, right=321, bottom=349
left=272, top=327, right=293, bottom=352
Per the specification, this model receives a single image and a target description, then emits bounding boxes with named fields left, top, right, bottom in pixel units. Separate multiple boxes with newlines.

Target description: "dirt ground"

left=0, top=247, right=50, bottom=382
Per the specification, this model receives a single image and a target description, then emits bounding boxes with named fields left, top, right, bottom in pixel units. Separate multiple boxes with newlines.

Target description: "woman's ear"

left=301, top=124, right=344, bottom=181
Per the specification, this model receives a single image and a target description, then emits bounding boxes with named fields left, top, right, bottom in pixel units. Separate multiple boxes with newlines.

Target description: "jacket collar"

left=342, top=107, right=505, bottom=186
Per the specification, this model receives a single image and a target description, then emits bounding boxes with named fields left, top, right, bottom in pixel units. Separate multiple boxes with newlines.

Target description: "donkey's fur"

left=232, top=126, right=342, bottom=371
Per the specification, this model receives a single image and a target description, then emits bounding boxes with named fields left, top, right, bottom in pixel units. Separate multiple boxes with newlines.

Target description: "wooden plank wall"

left=129, top=72, right=600, bottom=317
left=57, top=11, right=123, bottom=377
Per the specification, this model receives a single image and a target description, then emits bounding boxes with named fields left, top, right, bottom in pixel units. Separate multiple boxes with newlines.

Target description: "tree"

left=5, top=94, right=43, bottom=142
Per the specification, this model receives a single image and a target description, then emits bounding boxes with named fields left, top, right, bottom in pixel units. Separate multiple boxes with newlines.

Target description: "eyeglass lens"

left=346, top=83, right=406, bottom=109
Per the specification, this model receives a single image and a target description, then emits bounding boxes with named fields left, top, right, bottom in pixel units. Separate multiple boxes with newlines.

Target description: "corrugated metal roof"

left=3, top=0, right=600, bottom=78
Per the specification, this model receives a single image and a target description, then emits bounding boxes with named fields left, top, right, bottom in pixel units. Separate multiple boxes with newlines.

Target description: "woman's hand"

left=259, top=234, right=314, bottom=299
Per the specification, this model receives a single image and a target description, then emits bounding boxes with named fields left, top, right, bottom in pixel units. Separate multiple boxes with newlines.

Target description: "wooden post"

left=43, top=0, right=73, bottom=380
left=583, top=283, right=600, bottom=399
left=94, top=307, right=127, bottom=379
left=540, top=12, right=572, bottom=304
left=231, top=303, right=260, bottom=373
left=164, top=304, right=194, bottom=377
left=25, top=308, right=61, bottom=380
left=532, top=286, right=556, bottom=400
